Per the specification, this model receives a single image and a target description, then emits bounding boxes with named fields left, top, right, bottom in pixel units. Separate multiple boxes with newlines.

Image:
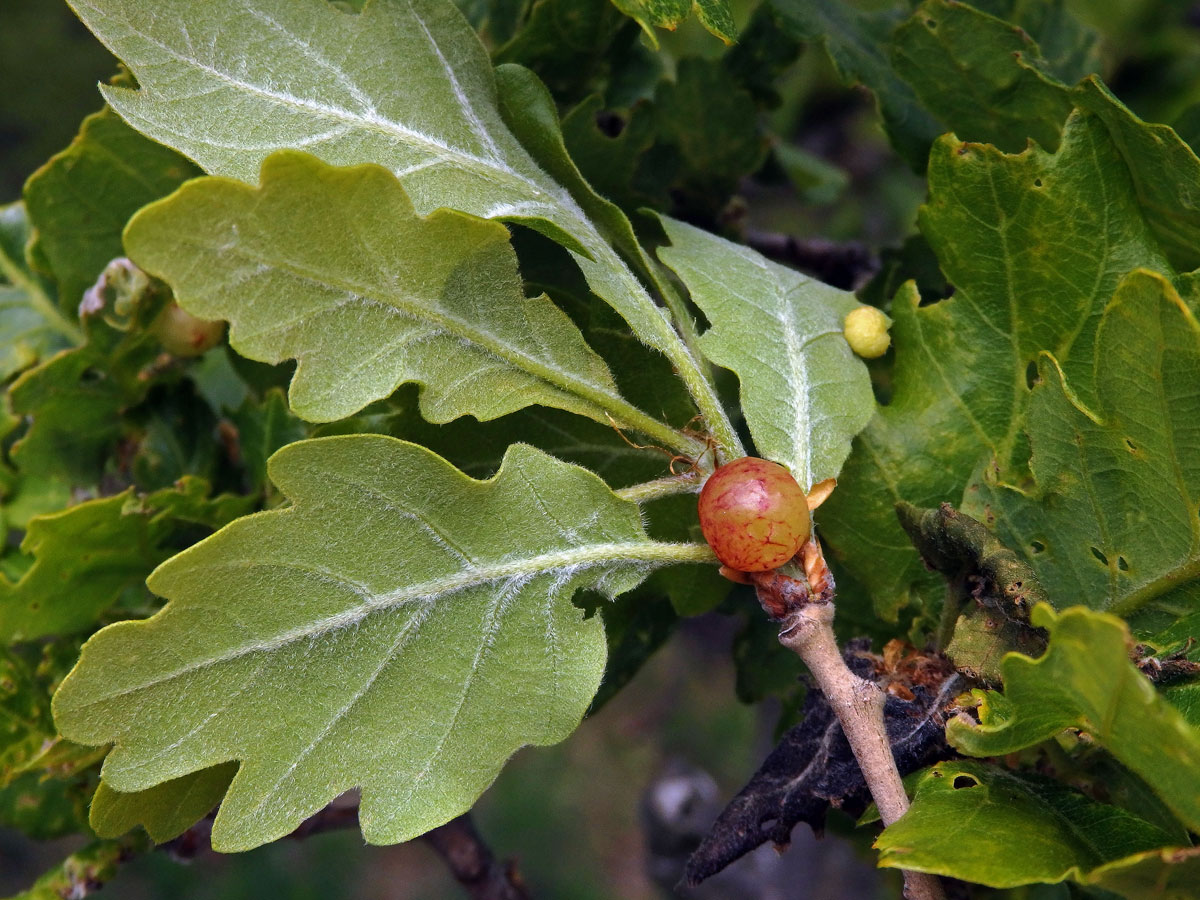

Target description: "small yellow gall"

left=843, top=306, right=891, bottom=359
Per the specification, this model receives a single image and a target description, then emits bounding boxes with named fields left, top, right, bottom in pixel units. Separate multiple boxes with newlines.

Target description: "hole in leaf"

left=594, top=110, right=625, bottom=139
left=1033, top=178, right=1043, bottom=188
left=1118, top=556, right=1129, bottom=571
left=952, top=775, right=979, bottom=789
left=1091, top=547, right=1109, bottom=566
left=1030, top=540, right=1046, bottom=554
left=1125, top=438, right=1138, bottom=453
left=1025, top=360, right=1039, bottom=390
left=925, top=17, right=938, bottom=28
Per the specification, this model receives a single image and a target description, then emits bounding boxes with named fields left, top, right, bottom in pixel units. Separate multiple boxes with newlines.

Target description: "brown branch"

left=752, top=539, right=947, bottom=900
left=165, top=805, right=530, bottom=900
left=744, top=229, right=879, bottom=290
left=422, top=814, right=532, bottom=900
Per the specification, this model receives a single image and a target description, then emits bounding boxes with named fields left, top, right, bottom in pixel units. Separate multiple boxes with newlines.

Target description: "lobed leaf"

left=656, top=216, right=873, bottom=489
left=53, top=435, right=713, bottom=850
left=769, top=0, right=941, bottom=169
left=90, top=763, right=238, bottom=843
left=66, top=0, right=710, bottom=385
left=608, top=0, right=735, bottom=45
left=127, top=151, right=646, bottom=430
left=820, top=111, right=1175, bottom=622
left=948, top=605, right=1200, bottom=834
left=0, top=479, right=252, bottom=641
left=876, top=760, right=1180, bottom=888
left=965, top=270, right=1200, bottom=620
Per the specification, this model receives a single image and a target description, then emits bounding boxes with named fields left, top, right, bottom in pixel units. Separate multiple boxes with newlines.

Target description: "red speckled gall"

left=698, top=457, right=811, bottom=572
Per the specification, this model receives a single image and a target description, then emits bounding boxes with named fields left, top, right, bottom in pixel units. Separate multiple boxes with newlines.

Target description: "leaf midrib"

left=70, top=540, right=712, bottom=709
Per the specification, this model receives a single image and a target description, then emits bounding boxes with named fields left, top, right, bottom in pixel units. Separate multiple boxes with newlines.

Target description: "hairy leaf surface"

left=876, top=761, right=1179, bottom=888
left=53, top=436, right=713, bottom=849
left=67, top=0, right=711, bottom=393
left=948, top=605, right=1200, bottom=834
left=656, top=216, right=872, bottom=488
left=127, top=152, right=654, bottom=432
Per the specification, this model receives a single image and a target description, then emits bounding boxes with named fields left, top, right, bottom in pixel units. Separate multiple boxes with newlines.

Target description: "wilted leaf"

left=656, top=216, right=873, bottom=489
left=686, top=642, right=962, bottom=885
left=54, top=436, right=713, bottom=850
left=876, top=761, right=1179, bottom=888
left=949, top=605, right=1200, bottom=834
left=896, top=503, right=1048, bottom=682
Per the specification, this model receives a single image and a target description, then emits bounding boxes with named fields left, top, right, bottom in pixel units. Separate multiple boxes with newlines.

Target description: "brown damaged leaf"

left=897, top=502, right=1049, bottom=682
left=685, top=640, right=962, bottom=885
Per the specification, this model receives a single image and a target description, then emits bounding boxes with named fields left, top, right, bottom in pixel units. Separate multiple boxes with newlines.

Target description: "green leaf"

left=769, top=0, right=942, bottom=168
left=608, top=0, right=734, bottom=45
left=127, top=152, right=668, bottom=446
left=0, top=480, right=252, bottom=641
left=656, top=215, right=873, bottom=489
left=881, top=0, right=1200, bottom=271
left=53, top=435, right=713, bottom=850
left=229, top=389, right=311, bottom=495
left=0, top=203, right=79, bottom=380
left=891, top=0, right=1075, bottom=154
left=22, top=107, right=200, bottom=309
left=1085, top=846, right=1200, bottom=899
left=819, top=110, right=1175, bottom=621
left=90, top=763, right=238, bottom=842
left=492, top=0, right=627, bottom=102
left=876, top=760, right=1179, bottom=888
left=948, top=605, right=1200, bottom=834
left=964, top=270, right=1200, bottom=620
left=70, top=0, right=725, bottom=454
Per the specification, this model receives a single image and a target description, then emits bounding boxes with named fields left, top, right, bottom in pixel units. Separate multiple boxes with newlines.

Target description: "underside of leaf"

left=52, top=435, right=711, bottom=850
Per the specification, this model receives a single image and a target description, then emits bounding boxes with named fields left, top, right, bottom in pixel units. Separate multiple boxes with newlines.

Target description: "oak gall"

left=698, top=457, right=811, bottom=572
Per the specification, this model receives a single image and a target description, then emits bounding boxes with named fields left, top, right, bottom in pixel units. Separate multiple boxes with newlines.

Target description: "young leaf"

left=53, top=436, right=713, bottom=850
left=126, top=151, right=667, bottom=443
left=0, top=479, right=252, bottom=641
left=965, top=270, right=1200, bottom=620
left=90, top=763, right=238, bottom=842
left=819, top=111, right=1174, bottom=621
left=656, top=215, right=873, bottom=489
left=69, top=0, right=729, bottom=453
left=948, top=605, right=1200, bottom=834
left=876, top=761, right=1179, bottom=888
left=0, top=203, right=79, bottom=380
left=22, top=107, right=200, bottom=309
